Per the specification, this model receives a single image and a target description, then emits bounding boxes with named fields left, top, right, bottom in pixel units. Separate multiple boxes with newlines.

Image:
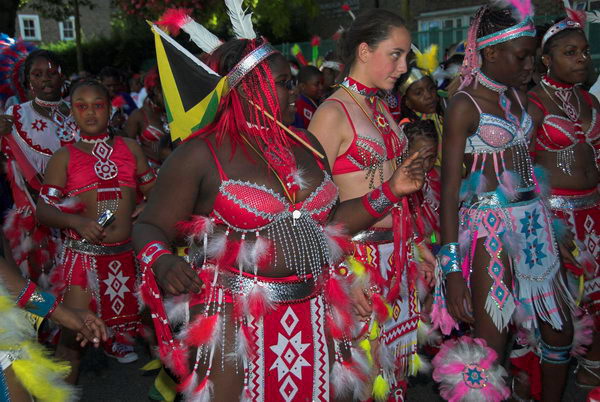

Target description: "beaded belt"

left=221, top=270, right=316, bottom=303
left=352, top=228, right=394, bottom=243
left=548, top=190, right=600, bottom=210
left=63, top=238, right=132, bottom=256
left=463, top=189, right=538, bottom=208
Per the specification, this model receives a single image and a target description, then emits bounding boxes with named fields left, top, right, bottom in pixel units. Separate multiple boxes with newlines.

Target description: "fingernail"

left=93, top=338, right=99, bottom=343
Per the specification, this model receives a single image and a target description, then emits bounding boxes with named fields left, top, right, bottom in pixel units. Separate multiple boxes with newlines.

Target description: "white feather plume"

left=183, top=20, right=222, bottom=54
left=587, top=10, right=600, bottom=23
left=225, top=0, right=256, bottom=40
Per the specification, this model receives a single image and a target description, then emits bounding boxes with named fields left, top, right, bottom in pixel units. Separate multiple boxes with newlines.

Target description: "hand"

left=558, top=242, right=580, bottom=271
left=50, top=305, right=108, bottom=347
left=70, top=215, right=105, bottom=244
left=389, top=152, right=427, bottom=198
left=445, top=272, right=474, bottom=324
left=154, top=254, right=204, bottom=296
left=416, top=242, right=436, bottom=287
left=349, top=285, right=372, bottom=319
left=0, top=115, right=13, bottom=136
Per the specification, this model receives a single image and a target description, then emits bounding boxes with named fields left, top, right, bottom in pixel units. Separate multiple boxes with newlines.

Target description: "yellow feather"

left=141, top=359, right=163, bottom=371
left=416, top=44, right=439, bottom=75
left=369, top=320, right=380, bottom=341
left=348, top=256, right=366, bottom=277
left=372, top=374, right=390, bottom=401
left=0, top=294, right=13, bottom=312
left=359, top=339, right=373, bottom=365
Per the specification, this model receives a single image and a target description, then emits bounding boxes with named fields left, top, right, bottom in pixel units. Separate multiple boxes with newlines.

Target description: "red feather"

left=325, top=276, right=350, bottom=310
left=246, top=284, right=273, bottom=318
left=56, top=198, right=86, bottom=214
left=156, top=8, right=192, bottom=36
left=372, top=293, right=390, bottom=323
left=177, top=372, right=198, bottom=393
left=255, top=238, right=273, bottom=270
left=185, top=314, right=219, bottom=346
left=176, top=215, right=212, bottom=239
left=167, top=346, right=189, bottom=378
left=341, top=4, right=351, bottom=12
left=218, top=239, right=241, bottom=267
left=326, top=312, right=344, bottom=339
left=311, top=36, right=321, bottom=47
left=111, top=95, right=126, bottom=108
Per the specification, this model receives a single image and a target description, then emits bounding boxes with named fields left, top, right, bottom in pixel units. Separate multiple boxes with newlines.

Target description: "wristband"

left=361, top=181, right=400, bottom=219
left=137, top=241, right=172, bottom=271
left=40, top=184, right=65, bottom=206
left=438, top=242, right=462, bottom=278
left=17, top=280, right=58, bottom=317
left=137, top=169, right=157, bottom=186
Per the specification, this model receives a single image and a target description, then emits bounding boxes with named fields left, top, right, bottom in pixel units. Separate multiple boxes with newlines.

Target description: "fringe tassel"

left=244, top=283, right=274, bottom=318
left=189, top=376, right=213, bottom=402
left=184, top=314, right=221, bottom=347
left=330, top=361, right=367, bottom=400
left=571, top=310, right=594, bottom=357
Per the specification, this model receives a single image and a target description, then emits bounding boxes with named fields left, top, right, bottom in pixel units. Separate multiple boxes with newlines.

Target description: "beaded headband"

left=541, top=19, right=582, bottom=50
left=226, top=43, right=277, bottom=89
left=476, top=17, right=537, bottom=50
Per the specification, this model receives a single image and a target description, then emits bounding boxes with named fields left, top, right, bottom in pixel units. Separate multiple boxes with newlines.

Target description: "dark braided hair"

left=23, top=49, right=63, bottom=82
left=404, top=119, right=438, bottom=144
left=477, top=7, right=518, bottom=39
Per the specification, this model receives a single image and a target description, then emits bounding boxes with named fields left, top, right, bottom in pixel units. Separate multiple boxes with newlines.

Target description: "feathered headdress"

left=398, top=44, right=439, bottom=95
left=157, top=9, right=222, bottom=54
left=0, top=37, right=37, bottom=102
left=541, top=0, right=600, bottom=50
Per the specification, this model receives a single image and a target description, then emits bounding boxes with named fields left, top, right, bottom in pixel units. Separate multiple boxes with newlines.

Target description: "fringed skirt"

left=459, top=189, right=571, bottom=331
left=51, top=237, right=142, bottom=338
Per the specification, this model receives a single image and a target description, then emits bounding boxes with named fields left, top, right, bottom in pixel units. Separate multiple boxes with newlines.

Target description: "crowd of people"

left=0, top=0, right=599, bottom=401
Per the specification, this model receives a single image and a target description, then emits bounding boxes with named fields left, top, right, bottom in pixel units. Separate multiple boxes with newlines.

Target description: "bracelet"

left=39, top=184, right=65, bottom=206
left=137, top=241, right=172, bottom=271
left=361, top=181, right=400, bottom=219
left=137, top=169, right=157, bottom=186
left=17, top=280, right=58, bottom=317
left=438, top=242, right=462, bottom=278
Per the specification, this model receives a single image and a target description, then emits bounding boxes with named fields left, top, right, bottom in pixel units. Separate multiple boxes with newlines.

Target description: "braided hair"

left=477, top=7, right=518, bottom=39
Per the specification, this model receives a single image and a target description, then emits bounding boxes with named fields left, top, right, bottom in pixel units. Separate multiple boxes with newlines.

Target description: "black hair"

left=207, top=38, right=283, bottom=76
left=541, top=22, right=585, bottom=55
left=404, top=119, right=438, bottom=144
left=338, top=9, right=406, bottom=76
left=98, top=66, right=123, bottom=82
left=69, top=78, right=110, bottom=102
left=399, top=76, right=442, bottom=120
left=298, top=65, right=322, bottom=84
left=23, top=49, right=63, bottom=81
left=477, top=7, right=518, bottom=39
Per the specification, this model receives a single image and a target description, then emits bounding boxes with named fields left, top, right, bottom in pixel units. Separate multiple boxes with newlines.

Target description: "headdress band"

left=398, top=68, right=426, bottom=95
left=227, top=43, right=277, bottom=89
left=476, top=17, right=536, bottom=50
left=541, top=19, right=582, bottom=50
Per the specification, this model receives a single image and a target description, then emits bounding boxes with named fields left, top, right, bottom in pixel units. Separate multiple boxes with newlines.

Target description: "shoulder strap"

left=323, top=98, right=358, bottom=139
left=455, top=91, right=483, bottom=114
left=527, top=92, right=548, bottom=115
left=512, top=88, right=526, bottom=110
left=203, top=138, right=228, bottom=181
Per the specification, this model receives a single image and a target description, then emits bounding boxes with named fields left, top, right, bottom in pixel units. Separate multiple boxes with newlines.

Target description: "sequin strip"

left=476, top=18, right=536, bottom=50
left=64, top=238, right=133, bottom=256
left=438, top=243, right=462, bottom=277
left=548, top=190, right=600, bottom=210
left=227, top=44, right=277, bottom=89
left=221, top=270, right=316, bottom=302
left=541, top=19, right=582, bottom=49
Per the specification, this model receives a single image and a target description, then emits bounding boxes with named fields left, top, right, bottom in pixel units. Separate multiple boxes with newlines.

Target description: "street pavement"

left=79, top=343, right=590, bottom=401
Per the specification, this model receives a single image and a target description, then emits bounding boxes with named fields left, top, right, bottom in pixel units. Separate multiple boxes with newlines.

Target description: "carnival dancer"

left=292, top=65, right=323, bottom=130
left=133, top=3, right=427, bottom=401
left=0, top=254, right=107, bottom=402
left=309, top=9, right=436, bottom=400
left=36, top=79, right=156, bottom=382
left=0, top=50, right=78, bottom=285
left=527, top=5, right=600, bottom=390
left=432, top=4, right=575, bottom=402
left=124, top=68, right=169, bottom=170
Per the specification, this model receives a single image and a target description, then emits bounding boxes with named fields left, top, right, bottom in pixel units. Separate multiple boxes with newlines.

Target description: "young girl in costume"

left=309, top=9, right=435, bottom=400
left=0, top=50, right=78, bottom=284
left=133, top=5, right=426, bottom=401
left=433, top=4, right=575, bottom=402
left=527, top=5, right=600, bottom=391
left=0, top=254, right=107, bottom=402
left=124, top=69, right=169, bottom=170
left=36, top=79, right=156, bottom=383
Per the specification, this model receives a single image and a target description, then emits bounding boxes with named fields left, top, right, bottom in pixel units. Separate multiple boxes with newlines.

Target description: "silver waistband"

left=352, top=229, right=394, bottom=243
left=63, top=238, right=132, bottom=255
left=464, top=189, right=538, bottom=208
left=222, top=270, right=316, bottom=303
left=548, top=190, right=600, bottom=210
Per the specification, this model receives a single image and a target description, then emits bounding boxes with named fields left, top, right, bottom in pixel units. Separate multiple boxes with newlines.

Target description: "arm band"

left=438, top=242, right=462, bottom=278
left=39, top=184, right=65, bottom=206
left=137, top=169, right=157, bottom=186
left=137, top=241, right=172, bottom=272
left=17, top=280, right=58, bottom=317
left=361, top=181, right=400, bottom=219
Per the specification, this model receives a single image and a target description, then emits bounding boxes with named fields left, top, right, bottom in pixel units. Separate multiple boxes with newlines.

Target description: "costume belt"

left=221, top=270, right=316, bottom=303
left=463, top=189, right=538, bottom=208
left=548, top=189, right=600, bottom=210
left=63, top=238, right=132, bottom=256
left=352, top=228, right=394, bottom=243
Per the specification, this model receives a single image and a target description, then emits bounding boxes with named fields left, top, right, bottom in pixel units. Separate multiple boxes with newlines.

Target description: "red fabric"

left=203, top=140, right=337, bottom=230
left=64, top=137, right=136, bottom=195
left=529, top=91, right=600, bottom=152
left=510, top=349, right=542, bottom=401
left=140, top=109, right=167, bottom=144
left=293, top=94, right=317, bottom=129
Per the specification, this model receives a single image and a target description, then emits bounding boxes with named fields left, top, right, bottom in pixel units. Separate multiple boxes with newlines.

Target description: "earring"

left=546, top=64, right=551, bottom=76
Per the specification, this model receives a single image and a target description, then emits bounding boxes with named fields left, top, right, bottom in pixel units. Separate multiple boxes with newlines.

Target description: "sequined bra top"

left=529, top=91, right=600, bottom=152
left=327, top=98, right=405, bottom=175
left=204, top=140, right=338, bottom=231
left=458, top=90, right=533, bottom=154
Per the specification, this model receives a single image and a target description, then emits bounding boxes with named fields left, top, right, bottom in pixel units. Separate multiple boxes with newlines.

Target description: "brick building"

left=14, top=0, right=112, bottom=44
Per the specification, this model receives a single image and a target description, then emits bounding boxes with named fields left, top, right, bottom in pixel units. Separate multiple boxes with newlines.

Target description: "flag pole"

left=247, top=100, right=325, bottom=160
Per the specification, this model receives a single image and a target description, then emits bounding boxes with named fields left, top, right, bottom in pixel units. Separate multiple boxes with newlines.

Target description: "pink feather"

left=498, top=170, right=520, bottom=201
left=571, top=310, right=594, bottom=356
left=185, top=314, right=220, bottom=346
left=507, top=0, right=534, bottom=21
left=566, top=6, right=587, bottom=25
left=156, top=8, right=192, bottom=36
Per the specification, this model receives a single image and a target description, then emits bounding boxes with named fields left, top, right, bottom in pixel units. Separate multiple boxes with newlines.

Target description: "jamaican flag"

left=151, top=24, right=228, bottom=142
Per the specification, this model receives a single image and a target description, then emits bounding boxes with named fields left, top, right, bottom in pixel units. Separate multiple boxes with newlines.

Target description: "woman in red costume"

left=132, top=5, right=426, bottom=401
left=0, top=50, right=78, bottom=283
left=36, top=79, right=156, bottom=383
left=124, top=69, right=169, bottom=170
left=309, top=9, right=434, bottom=401
left=527, top=7, right=600, bottom=390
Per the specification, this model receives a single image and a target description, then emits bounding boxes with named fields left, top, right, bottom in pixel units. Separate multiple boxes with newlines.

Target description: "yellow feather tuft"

left=347, top=256, right=366, bottom=277
left=369, top=320, right=380, bottom=341
left=141, top=359, right=163, bottom=371
left=416, top=44, right=439, bottom=75
left=12, top=359, right=72, bottom=402
left=0, top=294, right=13, bottom=312
left=359, top=339, right=373, bottom=365
left=372, top=374, right=390, bottom=401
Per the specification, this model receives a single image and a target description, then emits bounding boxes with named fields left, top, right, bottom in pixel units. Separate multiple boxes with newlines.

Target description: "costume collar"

left=340, top=76, right=378, bottom=98
left=80, top=133, right=109, bottom=144
left=477, top=70, right=507, bottom=93
left=541, top=74, right=575, bottom=90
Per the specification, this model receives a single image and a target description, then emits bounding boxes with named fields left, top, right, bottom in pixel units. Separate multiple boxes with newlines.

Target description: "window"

left=18, top=14, right=41, bottom=41
left=59, top=17, right=76, bottom=41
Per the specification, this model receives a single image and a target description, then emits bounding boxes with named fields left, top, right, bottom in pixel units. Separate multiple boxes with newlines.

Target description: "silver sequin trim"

left=227, top=44, right=277, bottom=89
left=64, top=238, right=132, bottom=255
left=221, top=270, right=315, bottom=302
left=548, top=191, right=600, bottom=210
